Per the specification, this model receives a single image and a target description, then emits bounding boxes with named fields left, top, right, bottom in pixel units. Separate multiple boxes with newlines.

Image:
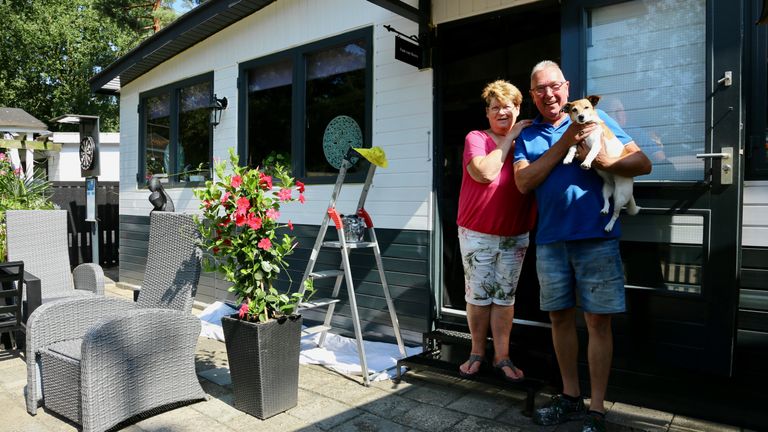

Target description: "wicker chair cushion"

left=45, top=338, right=84, bottom=361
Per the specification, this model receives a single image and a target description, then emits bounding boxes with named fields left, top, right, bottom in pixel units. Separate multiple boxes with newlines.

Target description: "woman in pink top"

left=456, top=80, right=536, bottom=381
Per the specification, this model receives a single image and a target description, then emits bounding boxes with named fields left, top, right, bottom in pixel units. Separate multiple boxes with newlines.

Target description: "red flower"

left=235, top=213, right=247, bottom=227
left=258, top=238, right=272, bottom=250
left=259, top=172, right=273, bottom=189
left=288, top=220, right=294, bottom=231
left=298, top=193, right=305, bottom=204
left=237, top=303, right=249, bottom=319
left=277, top=188, right=292, bottom=201
left=231, top=175, right=243, bottom=188
left=266, top=208, right=280, bottom=220
left=220, top=192, right=231, bottom=205
left=235, top=196, right=250, bottom=216
left=296, top=181, right=305, bottom=194
left=203, top=200, right=212, bottom=209
left=246, top=214, right=262, bottom=230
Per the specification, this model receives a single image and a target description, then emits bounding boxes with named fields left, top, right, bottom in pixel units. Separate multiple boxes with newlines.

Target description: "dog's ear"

left=587, top=95, right=601, bottom=107
left=562, top=102, right=572, bottom=113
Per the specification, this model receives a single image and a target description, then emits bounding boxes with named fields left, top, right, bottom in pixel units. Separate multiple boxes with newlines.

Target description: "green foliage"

left=0, top=152, right=55, bottom=261
left=194, top=148, right=312, bottom=323
left=0, top=0, right=147, bottom=132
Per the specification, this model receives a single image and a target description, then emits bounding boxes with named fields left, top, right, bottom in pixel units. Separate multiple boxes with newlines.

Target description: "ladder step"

left=322, top=241, right=377, bottom=249
left=309, top=270, right=343, bottom=279
left=302, top=325, right=332, bottom=336
left=298, top=297, right=341, bottom=310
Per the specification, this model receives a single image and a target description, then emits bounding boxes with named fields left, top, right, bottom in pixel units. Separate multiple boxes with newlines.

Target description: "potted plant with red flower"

left=193, top=148, right=312, bottom=419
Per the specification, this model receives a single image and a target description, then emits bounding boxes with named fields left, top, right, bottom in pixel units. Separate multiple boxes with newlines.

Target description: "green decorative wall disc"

left=322, top=115, right=362, bottom=169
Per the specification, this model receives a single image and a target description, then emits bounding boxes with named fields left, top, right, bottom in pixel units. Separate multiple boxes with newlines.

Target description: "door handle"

left=696, top=148, right=733, bottom=185
left=716, top=71, right=732, bottom=87
left=695, top=153, right=730, bottom=159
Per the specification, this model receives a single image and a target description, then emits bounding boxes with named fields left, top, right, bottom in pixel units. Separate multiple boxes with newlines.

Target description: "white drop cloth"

left=198, top=301, right=421, bottom=381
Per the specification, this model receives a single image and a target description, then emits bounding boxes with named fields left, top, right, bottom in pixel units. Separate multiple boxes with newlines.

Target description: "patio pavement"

left=0, top=282, right=752, bottom=432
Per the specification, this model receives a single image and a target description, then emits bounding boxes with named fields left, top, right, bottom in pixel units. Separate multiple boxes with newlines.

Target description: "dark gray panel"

left=739, top=289, right=768, bottom=311
left=117, top=217, right=431, bottom=340
left=741, top=269, right=768, bottom=290
left=742, top=247, right=768, bottom=269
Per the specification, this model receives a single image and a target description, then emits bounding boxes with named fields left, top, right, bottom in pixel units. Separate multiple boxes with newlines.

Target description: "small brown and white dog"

left=562, top=95, right=639, bottom=232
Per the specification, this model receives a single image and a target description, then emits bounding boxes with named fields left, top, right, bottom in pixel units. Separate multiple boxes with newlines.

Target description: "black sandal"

left=459, top=354, right=484, bottom=378
left=494, top=358, right=525, bottom=382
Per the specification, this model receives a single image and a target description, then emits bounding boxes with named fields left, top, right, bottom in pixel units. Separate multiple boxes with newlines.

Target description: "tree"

left=0, top=1, right=150, bottom=131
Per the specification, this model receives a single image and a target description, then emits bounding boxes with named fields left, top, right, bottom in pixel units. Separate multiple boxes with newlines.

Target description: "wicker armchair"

left=25, top=212, right=206, bottom=432
left=5, top=210, right=104, bottom=315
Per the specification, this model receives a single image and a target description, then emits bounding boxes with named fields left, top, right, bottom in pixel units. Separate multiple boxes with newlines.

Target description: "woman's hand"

left=509, top=119, right=533, bottom=140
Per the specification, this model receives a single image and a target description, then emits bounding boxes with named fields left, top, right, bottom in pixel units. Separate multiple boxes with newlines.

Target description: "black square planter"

left=221, top=314, right=302, bottom=419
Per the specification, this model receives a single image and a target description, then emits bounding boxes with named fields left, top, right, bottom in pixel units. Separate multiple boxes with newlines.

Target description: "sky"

left=171, top=1, right=194, bottom=15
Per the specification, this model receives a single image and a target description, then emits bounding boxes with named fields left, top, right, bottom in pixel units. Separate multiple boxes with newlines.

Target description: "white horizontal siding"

left=432, top=0, right=536, bottom=24
left=743, top=181, right=768, bottom=247
left=118, top=0, right=433, bottom=231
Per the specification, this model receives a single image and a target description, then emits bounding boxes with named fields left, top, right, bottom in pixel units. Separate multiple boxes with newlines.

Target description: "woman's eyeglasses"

left=488, top=105, right=514, bottom=114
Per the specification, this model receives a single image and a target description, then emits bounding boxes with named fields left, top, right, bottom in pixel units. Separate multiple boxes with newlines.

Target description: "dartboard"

left=79, top=136, right=95, bottom=171
left=322, top=115, right=362, bottom=169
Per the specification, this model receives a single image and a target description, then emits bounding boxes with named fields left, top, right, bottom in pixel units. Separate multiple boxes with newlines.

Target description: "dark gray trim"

left=236, top=27, right=374, bottom=184
left=89, top=0, right=276, bottom=94
left=137, top=72, right=214, bottom=188
left=745, top=0, right=768, bottom=179
left=365, top=0, right=421, bottom=22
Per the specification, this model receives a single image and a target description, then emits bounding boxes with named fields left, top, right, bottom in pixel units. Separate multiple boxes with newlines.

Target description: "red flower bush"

left=194, top=149, right=313, bottom=322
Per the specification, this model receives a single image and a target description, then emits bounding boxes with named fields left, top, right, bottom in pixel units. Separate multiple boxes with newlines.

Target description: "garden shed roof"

left=0, top=107, right=49, bottom=134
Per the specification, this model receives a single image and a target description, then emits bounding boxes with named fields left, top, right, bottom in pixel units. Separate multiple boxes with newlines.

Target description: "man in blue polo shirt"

left=514, top=60, right=651, bottom=432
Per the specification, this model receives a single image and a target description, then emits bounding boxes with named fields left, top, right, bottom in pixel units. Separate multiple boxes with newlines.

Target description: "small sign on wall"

left=86, top=177, right=97, bottom=222
left=395, top=36, right=421, bottom=68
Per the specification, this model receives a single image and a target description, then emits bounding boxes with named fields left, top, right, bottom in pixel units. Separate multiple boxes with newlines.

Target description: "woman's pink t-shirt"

left=456, top=130, right=536, bottom=236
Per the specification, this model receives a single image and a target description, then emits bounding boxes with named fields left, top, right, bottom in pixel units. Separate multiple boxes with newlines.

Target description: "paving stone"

left=197, top=366, right=232, bottom=386
left=330, top=412, right=410, bottom=432
left=134, top=405, right=235, bottom=432
left=0, top=284, right=748, bottom=432
left=446, top=390, right=512, bottom=419
left=606, top=402, right=673, bottom=432
left=445, top=414, right=524, bottom=432
left=189, top=394, right=242, bottom=424
left=400, top=380, right=467, bottom=407
left=223, top=411, right=323, bottom=432
left=668, top=415, right=741, bottom=432
left=397, top=403, right=465, bottom=432
left=287, top=393, right=363, bottom=430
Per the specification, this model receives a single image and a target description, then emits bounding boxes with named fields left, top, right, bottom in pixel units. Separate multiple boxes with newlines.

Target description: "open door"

left=562, top=0, right=742, bottom=376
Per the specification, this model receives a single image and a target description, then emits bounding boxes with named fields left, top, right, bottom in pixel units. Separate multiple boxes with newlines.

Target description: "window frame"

left=746, top=0, right=768, bottom=180
left=237, top=27, right=373, bottom=184
left=137, top=72, right=214, bottom=188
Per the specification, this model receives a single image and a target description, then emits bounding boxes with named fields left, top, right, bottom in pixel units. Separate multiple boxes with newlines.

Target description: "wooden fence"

left=50, top=181, right=119, bottom=268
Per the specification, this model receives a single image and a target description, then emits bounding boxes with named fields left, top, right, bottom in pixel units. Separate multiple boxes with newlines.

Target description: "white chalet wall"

left=432, top=0, right=536, bottom=24
left=743, top=181, right=768, bottom=247
left=49, top=132, right=120, bottom=182
left=118, top=0, right=433, bottom=231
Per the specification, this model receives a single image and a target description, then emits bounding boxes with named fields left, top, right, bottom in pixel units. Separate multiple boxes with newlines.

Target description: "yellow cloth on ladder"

left=353, top=147, right=388, bottom=168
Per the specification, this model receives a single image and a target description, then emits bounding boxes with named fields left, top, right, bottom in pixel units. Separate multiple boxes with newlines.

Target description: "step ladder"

left=298, top=149, right=407, bottom=386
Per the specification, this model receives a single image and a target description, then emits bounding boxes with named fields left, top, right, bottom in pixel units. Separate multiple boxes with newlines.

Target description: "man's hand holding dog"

left=568, top=122, right=598, bottom=147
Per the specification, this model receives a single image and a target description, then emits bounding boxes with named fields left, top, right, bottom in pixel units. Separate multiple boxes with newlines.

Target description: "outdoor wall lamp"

left=210, top=94, right=228, bottom=127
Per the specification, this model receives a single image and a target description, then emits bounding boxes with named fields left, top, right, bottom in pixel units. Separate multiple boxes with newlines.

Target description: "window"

left=584, top=0, right=705, bottom=182
left=139, top=74, right=213, bottom=186
left=240, top=28, right=372, bottom=182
